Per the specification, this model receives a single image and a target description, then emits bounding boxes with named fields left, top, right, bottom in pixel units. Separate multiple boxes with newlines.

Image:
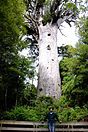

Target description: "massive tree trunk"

left=38, top=23, right=61, bottom=98
left=26, top=0, right=78, bottom=99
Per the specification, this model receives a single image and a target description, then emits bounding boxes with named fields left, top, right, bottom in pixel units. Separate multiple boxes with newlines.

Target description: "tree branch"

left=24, top=14, right=39, bottom=40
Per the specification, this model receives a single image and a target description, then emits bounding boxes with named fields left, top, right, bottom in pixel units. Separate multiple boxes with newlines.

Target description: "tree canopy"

left=24, top=0, right=79, bottom=59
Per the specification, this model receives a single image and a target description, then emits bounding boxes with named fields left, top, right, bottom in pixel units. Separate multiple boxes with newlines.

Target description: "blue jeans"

left=48, top=122, right=55, bottom=132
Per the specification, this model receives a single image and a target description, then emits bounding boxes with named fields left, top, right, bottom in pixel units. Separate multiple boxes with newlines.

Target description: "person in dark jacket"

left=44, top=107, right=59, bottom=132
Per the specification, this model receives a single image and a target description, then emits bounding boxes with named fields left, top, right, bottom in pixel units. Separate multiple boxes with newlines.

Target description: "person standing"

left=44, top=107, right=59, bottom=132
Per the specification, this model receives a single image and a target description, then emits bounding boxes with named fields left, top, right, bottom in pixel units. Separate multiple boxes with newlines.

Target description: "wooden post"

left=0, top=122, right=2, bottom=132
left=33, top=123, right=35, bottom=132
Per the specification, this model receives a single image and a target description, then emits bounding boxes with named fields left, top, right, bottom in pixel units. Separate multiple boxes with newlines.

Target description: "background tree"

left=78, top=17, right=88, bottom=45
left=60, top=15, right=88, bottom=107
left=0, top=0, right=35, bottom=110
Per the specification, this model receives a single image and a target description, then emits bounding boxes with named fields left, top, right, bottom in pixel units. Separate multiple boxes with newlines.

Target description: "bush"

left=35, top=96, right=54, bottom=121
left=1, top=96, right=54, bottom=121
left=57, top=98, right=88, bottom=122
left=1, top=96, right=88, bottom=122
left=2, top=106, right=39, bottom=121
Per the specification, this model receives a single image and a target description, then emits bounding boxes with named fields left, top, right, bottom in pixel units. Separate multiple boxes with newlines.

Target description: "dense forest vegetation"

left=0, top=0, right=88, bottom=122
left=0, top=0, right=36, bottom=110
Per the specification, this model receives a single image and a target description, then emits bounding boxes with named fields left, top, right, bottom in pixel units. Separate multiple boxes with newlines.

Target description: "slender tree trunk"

left=5, top=88, right=7, bottom=110
left=38, top=23, right=61, bottom=99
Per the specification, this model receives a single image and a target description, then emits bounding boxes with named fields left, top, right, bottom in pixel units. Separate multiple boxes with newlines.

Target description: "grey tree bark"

left=38, top=23, right=61, bottom=98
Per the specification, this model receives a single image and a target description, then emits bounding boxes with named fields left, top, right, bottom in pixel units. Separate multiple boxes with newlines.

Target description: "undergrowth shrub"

left=1, top=106, right=39, bottom=121
left=1, top=96, right=88, bottom=122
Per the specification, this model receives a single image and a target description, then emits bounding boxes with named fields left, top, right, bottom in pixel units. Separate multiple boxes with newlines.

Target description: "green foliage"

left=1, top=96, right=54, bottom=121
left=2, top=106, right=39, bottom=121
left=60, top=15, right=88, bottom=108
left=64, top=2, right=78, bottom=11
left=35, top=96, right=54, bottom=121
left=22, top=84, right=37, bottom=106
left=43, top=11, right=52, bottom=24
left=78, top=0, right=88, bottom=14
left=2, top=97, right=88, bottom=122
left=44, top=0, right=51, bottom=5
left=0, top=0, right=36, bottom=111
left=77, top=17, right=88, bottom=45
left=60, top=44, right=88, bottom=107
left=58, top=106, right=88, bottom=122
left=0, top=0, right=26, bottom=47
left=53, top=97, right=88, bottom=122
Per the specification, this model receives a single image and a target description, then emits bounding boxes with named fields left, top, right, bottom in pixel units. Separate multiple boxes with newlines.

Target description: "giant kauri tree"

left=25, top=0, right=78, bottom=98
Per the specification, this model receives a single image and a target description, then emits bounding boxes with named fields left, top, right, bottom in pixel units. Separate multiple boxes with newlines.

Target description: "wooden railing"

left=0, top=120, right=88, bottom=131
